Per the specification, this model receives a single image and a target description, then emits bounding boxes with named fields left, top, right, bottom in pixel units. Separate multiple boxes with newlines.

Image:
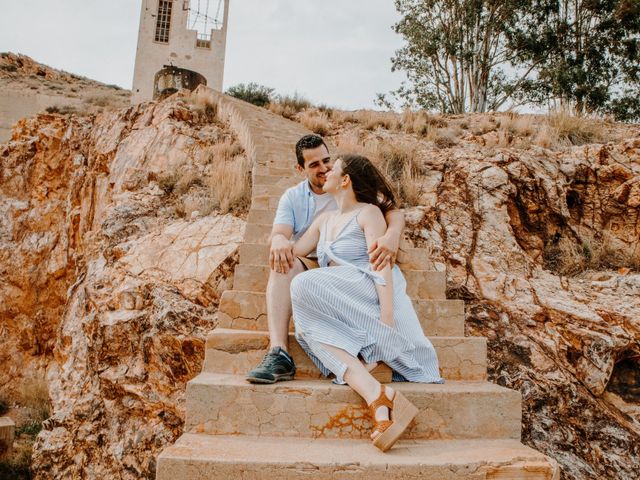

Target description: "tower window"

left=155, top=0, right=173, bottom=43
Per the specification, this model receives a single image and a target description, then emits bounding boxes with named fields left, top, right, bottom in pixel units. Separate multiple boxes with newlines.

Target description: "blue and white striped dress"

left=291, top=212, right=444, bottom=385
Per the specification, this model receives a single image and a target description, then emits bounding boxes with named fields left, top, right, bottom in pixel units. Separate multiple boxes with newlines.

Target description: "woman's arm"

left=292, top=213, right=325, bottom=258
left=359, top=205, right=395, bottom=327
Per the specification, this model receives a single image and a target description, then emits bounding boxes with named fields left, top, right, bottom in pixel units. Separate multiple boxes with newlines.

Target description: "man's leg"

left=245, top=259, right=305, bottom=384
left=266, top=258, right=305, bottom=351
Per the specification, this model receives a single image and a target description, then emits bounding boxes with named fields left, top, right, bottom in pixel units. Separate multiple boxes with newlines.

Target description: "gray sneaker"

left=245, top=347, right=296, bottom=384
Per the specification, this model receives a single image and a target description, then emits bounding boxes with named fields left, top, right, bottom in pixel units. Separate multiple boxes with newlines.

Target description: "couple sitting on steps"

left=245, top=134, right=443, bottom=452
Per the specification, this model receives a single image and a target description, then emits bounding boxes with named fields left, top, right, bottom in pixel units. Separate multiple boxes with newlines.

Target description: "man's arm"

left=368, top=208, right=405, bottom=271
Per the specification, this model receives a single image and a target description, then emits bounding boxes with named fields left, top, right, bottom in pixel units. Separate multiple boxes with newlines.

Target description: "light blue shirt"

left=273, top=180, right=337, bottom=240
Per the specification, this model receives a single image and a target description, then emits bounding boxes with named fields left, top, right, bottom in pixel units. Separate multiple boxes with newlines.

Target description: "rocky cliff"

left=325, top=116, right=640, bottom=480
left=0, top=85, right=638, bottom=479
left=0, top=93, right=246, bottom=478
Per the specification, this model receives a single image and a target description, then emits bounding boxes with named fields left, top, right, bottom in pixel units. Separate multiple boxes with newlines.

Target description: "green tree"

left=225, top=83, right=274, bottom=107
left=510, top=0, right=640, bottom=120
left=382, top=0, right=539, bottom=113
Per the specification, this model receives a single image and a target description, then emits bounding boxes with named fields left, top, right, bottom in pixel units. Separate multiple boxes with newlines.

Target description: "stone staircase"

left=155, top=90, right=559, bottom=479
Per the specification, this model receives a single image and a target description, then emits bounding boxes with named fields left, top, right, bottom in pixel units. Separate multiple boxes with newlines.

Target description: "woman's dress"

left=290, top=212, right=444, bottom=385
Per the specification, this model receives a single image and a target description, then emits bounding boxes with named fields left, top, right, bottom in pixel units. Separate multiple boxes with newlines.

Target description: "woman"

left=290, top=154, right=443, bottom=452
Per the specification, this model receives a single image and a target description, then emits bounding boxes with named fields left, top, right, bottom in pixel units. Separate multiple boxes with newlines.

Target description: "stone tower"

left=131, top=0, right=229, bottom=104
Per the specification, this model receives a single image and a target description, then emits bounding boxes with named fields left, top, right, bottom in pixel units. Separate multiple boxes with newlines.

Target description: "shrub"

left=226, top=83, right=274, bottom=107
left=0, top=64, right=17, bottom=72
left=207, top=155, right=251, bottom=214
left=45, top=105, right=78, bottom=115
left=543, top=111, right=606, bottom=147
left=85, top=95, right=112, bottom=107
left=268, top=93, right=312, bottom=119
left=375, top=142, right=423, bottom=207
left=298, top=109, right=331, bottom=136
left=15, top=375, right=49, bottom=422
left=188, top=89, right=218, bottom=123
left=427, top=127, right=458, bottom=148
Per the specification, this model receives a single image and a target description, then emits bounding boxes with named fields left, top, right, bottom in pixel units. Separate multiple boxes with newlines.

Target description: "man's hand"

left=368, top=232, right=400, bottom=271
left=270, top=234, right=294, bottom=274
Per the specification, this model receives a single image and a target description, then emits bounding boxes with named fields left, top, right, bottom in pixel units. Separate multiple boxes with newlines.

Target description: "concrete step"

left=232, top=264, right=446, bottom=300
left=244, top=224, right=272, bottom=244
left=252, top=174, right=299, bottom=187
left=246, top=209, right=277, bottom=225
left=252, top=194, right=281, bottom=209
left=238, top=243, right=435, bottom=271
left=254, top=184, right=289, bottom=197
left=157, top=434, right=559, bottom=480
left=203, top=329, right=486, bottom=381
left=254, top=165, right=297, bottom=177
left=217, top=290, right=465, bottom=337
left=184, top=374, right=519, bottom=440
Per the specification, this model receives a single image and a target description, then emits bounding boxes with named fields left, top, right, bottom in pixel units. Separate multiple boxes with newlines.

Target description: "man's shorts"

left=297, top=256, right=320, bottom=271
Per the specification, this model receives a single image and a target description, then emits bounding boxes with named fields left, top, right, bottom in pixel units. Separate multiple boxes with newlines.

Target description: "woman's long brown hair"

left=338, top=154, right=398, bottom=215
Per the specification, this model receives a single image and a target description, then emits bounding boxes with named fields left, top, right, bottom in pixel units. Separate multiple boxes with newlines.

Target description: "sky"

left=0, top=0, right=407, bottom=110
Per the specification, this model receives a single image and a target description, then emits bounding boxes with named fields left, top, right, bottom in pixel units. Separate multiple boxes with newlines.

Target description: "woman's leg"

left=319, top=342, right=394, bottom=439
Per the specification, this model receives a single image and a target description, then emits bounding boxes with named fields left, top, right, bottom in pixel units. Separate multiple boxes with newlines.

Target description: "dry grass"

left=535, top=111, right=606, bottom=148
left=400, top=109, right=447, bottom=135
left=159, top=135, right=249, bottom=217
left=188, top=88, right=218, bottom=123
left=426, top=127, right=459, bottom=148
left=206, top=155, right=251, bottom=214
left=85, top=95, right=113, bottom=107
left=15, top=375, right=49, bottom=421
left=375, top=142, right=423, bottom=206
left=543, top=232, right=640, bottom=276
left=0, top=374, right=50, bottom=479
left=298, top=109, right=331, bottom=136
left=268, top=93, right=312, bottom=120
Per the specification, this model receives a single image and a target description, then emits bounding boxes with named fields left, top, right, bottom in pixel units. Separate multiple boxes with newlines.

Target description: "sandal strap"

left=367, top=385, right=394, bottom=418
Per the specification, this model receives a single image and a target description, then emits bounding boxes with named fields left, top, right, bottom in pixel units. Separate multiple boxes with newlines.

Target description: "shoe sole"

left=245, top=373, right=295, bottom=384
left=372, top=391, right=419, bottom=452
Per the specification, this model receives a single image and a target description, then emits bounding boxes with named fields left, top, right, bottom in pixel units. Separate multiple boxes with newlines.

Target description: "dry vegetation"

left=157, top=137, right=250, bottom=219
left=0, top=375, right=50, bottom=480
left=543, top=232, right=640, bottom=277
left=154, top=90, right=252, bottom=219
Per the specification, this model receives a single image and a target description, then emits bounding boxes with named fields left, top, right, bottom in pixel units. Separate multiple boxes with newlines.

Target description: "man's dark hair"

left=295, top=134, right=328, bottom=167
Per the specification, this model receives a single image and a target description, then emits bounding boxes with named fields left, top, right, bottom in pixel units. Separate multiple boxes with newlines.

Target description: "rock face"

left=0, top=53, right=131, bottom=142
left=1, top=80, right=639, bottom=479
left=399, top=139, right=640, bottom=479
left=0, top=95, right=245, bottom=478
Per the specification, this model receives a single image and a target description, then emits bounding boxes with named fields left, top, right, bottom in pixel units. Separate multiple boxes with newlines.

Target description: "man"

left=245, top=134, right=405, bottom=383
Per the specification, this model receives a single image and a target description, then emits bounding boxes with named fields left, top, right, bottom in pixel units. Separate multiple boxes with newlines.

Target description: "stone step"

left=239, top=243, right=270, bottom=265
left=252, top=174, right=299, bottom=188
left=254, top=184, right=289, bottom=197
left=157, top=434, right=559, bottom=480
left=217, top=290, right=465, bottom=337
left=184, top=374, right=519, bottom=440
left=254, top=165, right=297, bottom=177
left=239, top=243, right=435, bottom=271
left=203, top=329, right=486, bottom=381
left=244, top=224, right=272, bottom=244
left=252, top=194, right=281, bottom=209
left=246, top=209, right=277, bottom=225
left=232, top=264, right=446, bottom=300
